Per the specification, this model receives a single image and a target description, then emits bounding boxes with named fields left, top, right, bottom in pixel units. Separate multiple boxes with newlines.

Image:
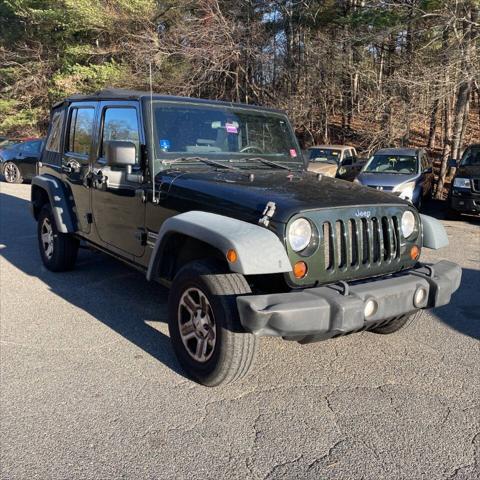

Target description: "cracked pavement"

left=1, top=183, right=479, bottom=479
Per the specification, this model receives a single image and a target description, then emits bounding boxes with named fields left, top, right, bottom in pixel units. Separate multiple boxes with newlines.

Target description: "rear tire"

left=371, top=311, right=422, bottom=335
left=168, top=260, right=258, bottom=386
left=3, top=162, right=23, bottom=184
left=37, top=204, right=79, bottom=272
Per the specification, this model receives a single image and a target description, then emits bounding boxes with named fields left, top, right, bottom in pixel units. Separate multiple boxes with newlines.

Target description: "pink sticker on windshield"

left=290, top=149, right=297, bottom=157
left=226, top=123, right=238, bottom=134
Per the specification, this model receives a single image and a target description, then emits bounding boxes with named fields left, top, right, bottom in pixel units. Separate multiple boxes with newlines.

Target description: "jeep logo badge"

left=355, top=209, right=371, bottom=218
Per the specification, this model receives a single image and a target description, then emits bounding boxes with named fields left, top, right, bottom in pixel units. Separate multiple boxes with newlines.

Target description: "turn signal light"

left=410, top=245, right=420, bottom=261
left=293, top=261, right=308, bottom=279
left=226, top=249, right=238, bottom=263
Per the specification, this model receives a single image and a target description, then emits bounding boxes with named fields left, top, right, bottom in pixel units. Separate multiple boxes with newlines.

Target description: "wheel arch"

left=31, top=175, right=77, bottom=233
left=146, top=211, right=292, bottom=282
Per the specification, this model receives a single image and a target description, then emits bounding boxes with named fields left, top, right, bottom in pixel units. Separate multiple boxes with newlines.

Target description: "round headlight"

left=401, top=211, right=416, bottom=238
left=288, top=218, right=312, bottom=252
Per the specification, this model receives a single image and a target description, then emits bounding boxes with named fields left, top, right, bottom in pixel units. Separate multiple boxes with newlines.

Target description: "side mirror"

left=448, top=158, right=457, bottom=168
left=105, top=141, right=136, bottom=167
left=423, top=166, right=433, bottom=174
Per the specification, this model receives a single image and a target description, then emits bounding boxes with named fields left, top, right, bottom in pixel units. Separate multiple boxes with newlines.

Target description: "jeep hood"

left=158, top=169, right=408, bottom=224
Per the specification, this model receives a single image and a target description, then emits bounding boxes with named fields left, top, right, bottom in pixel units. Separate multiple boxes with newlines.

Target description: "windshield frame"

left=142, top=99, right=304, bottom=173
left=361, top=153, right=419, bottom=175
left=308, top=148, right=342, bottom=164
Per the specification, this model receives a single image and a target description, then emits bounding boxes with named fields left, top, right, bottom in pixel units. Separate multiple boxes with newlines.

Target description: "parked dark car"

left=354, top=148, right=433, bottom=210
left=30, top=90, right=459, bottom=386
left=0, top=138, right=43, bottom=183
left=448, top=144, right=480, bottom=217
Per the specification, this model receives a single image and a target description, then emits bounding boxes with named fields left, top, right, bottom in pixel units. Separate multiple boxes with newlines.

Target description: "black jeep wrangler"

left=31, top=90, right=461, bottom=386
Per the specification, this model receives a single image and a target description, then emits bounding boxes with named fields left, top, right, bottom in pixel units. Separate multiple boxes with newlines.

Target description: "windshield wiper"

left=238, top=156, right=294, bottom=171
left=160, top=156, right=239, bottom=170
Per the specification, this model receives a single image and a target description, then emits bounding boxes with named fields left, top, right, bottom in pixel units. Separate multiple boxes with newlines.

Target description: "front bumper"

left=237, top=260, right=461, bottom=342
left=450, top=194, right=480, bottom=214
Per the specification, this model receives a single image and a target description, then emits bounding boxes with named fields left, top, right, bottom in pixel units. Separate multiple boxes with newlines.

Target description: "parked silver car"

left=354, top=148, right=434, bottom=210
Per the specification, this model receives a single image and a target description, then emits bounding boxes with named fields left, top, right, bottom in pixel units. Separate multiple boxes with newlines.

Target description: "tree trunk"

left=436, top=95, right=453, bottom=199
left=427, top=97, right=439, bottom=150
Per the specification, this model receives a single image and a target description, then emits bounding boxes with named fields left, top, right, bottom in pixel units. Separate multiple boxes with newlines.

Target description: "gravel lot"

left=1, top=182, right=479, bottom=480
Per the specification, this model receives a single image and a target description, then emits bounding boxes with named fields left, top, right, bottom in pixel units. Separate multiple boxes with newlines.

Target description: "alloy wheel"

left=41, top=217, right=54, bottom=259
left=4, top=162, right=19, bottom=183
left=177, top=287, right=216, bottom=363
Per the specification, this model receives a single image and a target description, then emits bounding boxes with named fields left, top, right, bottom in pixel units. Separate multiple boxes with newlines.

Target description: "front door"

left=91, top=101, right=146, bottom=258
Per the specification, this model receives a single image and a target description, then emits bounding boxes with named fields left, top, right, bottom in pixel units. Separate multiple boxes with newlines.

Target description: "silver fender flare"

left=146, top=211, right=292, bottom=280
left=420, top=214, right=449, bottom=249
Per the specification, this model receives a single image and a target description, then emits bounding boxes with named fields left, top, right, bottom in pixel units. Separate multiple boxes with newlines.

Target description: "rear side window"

left=67, top=107, right=95, bottom=155
left=101, top=107, right=140, bottom=162
left=45, top=110, right=65, bottom=153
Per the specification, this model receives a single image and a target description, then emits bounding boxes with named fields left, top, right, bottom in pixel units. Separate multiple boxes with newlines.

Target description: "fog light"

left=414, top=287, right=427, bottom=307
left=364, top=299, right=378, bottom=318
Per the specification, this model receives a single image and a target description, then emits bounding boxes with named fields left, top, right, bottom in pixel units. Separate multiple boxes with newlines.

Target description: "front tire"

left=3, top=162, right=23, bottom=183
left=370, top=311, right=422, bottom=334
left=168, top=260, right=258, bottom=386
left=37, top=204, right=79, bottom=272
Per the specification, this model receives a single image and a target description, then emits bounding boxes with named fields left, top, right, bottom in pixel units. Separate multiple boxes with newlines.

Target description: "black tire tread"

left=168, top=260, right=258, bottom=386
left=371, top=311, right=422, bottom=335
left=38, top=205, right=79, bottom=272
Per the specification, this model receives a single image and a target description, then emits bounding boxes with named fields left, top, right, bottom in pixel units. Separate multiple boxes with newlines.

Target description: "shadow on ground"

left=0, top=190, right=478, bottom=384
left=0, top=189, right=187, bottom=379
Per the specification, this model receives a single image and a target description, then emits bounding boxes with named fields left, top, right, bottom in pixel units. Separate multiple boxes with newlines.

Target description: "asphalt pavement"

left=1, top=182, right=479, bottom=480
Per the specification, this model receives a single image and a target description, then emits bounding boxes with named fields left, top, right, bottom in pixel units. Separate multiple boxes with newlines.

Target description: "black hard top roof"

left=53, top=89, right=284, bottom=114
left=375, top=147, right=420, bottom=156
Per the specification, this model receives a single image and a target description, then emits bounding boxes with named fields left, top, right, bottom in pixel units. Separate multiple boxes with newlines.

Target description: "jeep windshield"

left=362, top=154, right=418, bottom=174
left=308, top=148, right=340, bottom=164
left=149, top=102, right=302, bottom=170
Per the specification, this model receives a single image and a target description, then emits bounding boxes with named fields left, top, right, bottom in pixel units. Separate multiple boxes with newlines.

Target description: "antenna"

left=149, top=62, right=158, bottom=203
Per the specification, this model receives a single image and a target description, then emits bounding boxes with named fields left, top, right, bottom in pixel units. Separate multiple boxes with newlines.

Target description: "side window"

left=45, top=110, right=65, bottom=153
left=343, top=150, right=353, bottom=166
left=101, top=108, right=140, bottom=162
left=67, top=107, right=95, bottom=155
left=19, top=142, right=36, bottom=154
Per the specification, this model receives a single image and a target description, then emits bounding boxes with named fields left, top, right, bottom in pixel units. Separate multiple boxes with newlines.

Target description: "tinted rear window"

left=67, top=108, right=95, bottom=155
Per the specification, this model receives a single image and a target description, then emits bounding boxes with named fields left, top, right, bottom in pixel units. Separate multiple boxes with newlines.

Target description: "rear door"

left=90, top=101, right=146, bottom=258
left=62, top=102, right=98, bottom=234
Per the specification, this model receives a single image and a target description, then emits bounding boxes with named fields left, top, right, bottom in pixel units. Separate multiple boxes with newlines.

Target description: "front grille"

left=321, top=215, right=401, bottom=272
left=472, top=179, right=480, bottom=192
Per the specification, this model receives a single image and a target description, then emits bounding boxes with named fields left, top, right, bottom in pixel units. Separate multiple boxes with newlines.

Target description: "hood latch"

left=258, top=201, right=276, bottom=227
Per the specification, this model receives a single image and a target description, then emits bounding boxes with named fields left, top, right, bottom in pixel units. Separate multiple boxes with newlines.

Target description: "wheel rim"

left=40, top=217, right=54, bottom=259
left=4, top=163, right=18, bottom=183
left=178, top=287, right=216, bottom=363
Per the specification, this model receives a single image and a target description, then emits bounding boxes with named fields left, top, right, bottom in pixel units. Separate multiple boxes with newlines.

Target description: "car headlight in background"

left=453, top=177, right=471, bottom=189
left=401, top=210, right=416, bottom=238
left=393, top=180, right=416, bottom=201
left=288, top=218, right=313, bottom=252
